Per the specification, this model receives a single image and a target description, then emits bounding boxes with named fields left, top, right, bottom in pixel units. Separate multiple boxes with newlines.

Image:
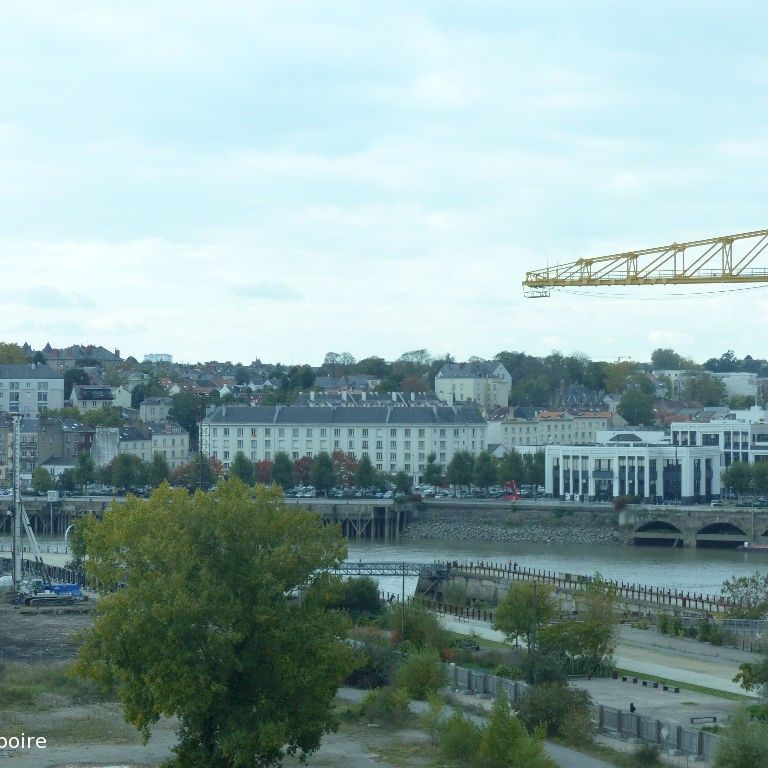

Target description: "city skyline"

left=2, top=3, right=767, bottom=363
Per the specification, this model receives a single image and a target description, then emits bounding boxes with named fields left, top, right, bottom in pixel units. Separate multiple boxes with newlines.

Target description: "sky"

left=1, top=1, right=768, bottom=366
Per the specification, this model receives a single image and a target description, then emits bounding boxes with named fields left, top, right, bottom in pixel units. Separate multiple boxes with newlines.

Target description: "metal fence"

left=443, top=662, right=722, bottom=764
left=0, top=542, right=70, bottom=554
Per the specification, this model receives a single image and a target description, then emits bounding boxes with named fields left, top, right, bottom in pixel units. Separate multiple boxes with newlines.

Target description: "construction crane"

left=523, top=228, right=768, bottom=298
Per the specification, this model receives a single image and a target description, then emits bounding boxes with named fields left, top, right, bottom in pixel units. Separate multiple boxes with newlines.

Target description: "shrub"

left=632, top=742, right=662, bottom=767
left=521, top=652, right=567, bottom=684
left=344, top=630, right=397, bottom=688
left=362, top=686, right=411, bottom=727
left=517, top=682, right=593, bottom=744
left=395, top=647, right=446, bottom=700
left=714, top=707, right=768, bottom=768
left=657, top=614, right=670, bottom=634
left=389, top=602, right=451, bottom=651
left=440, top=710, right=482, bottom=762
left=333, top=577, right=384, bottom=620
left=418, top=692, right=445, bottom=745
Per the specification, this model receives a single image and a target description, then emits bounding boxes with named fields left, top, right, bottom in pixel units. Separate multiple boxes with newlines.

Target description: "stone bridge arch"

left=633, top=520, right=684, bottom=547
left=695, top=521, right=748, bottom=549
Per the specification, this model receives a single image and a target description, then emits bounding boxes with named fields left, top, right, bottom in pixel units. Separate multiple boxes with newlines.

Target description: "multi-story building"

left=37, top=416, right=95, bottom=465
left=202, top=405, right=487, bottom=482
left=710, top=372, right=758, bottom=399
left=545, top=433, right=721, bottom=504
left=118, top=422, right=190, bottom=469
left=139, top=397, right=173, bottom=423
left=293, top=391, right=442, bottom=408
left=71, top=385, right=131, bottom=411
left=434, top=362, right=511, bottom=411
left=143, top=353, right=173, bottom=364
left=0, top=364, right=65, bottom=416
left=487, top=410, right=625, bottom=450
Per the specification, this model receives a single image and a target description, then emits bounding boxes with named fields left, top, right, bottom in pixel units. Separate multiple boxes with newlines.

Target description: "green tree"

left=57, top=468, right=77, bottom=493
left=493, top=582, right=558, bottom=649
left=271, top=451, right=294, bottom=489
left=497, top=451, right=525, bottom=486
left=723, top=462, right=752, bottom=496
left=517, top=682, right=593, bottom=744
left=714, top=707, right=768, bottom=768
left=310, top=452, right=335, bottom=495
left=111, top=454, right=145, bottom=491
left=329, top=577, right=383, bottom=620
left=75, top=451, right=96, bottom=488
left=63, top=367, right=90, bottom=399
left=0, top=342, right=29, bottom=363
left=229, top=452, right=255, bottom=485
left=617, top=388, right=655, bottom=425
left=422, top=453, right=443, bottom=486
left=523, top=452, right=545, bottom=486
left=478, top=692, right=555, bottom=768
left=721, top=571, right=768, bottom=619
left=751, top=462, right=768, bottom=496
left=355, top=454, right=375, bottom=488
left=447, top=451, right=474, bottom=490
left=683, top=373, right=727, bottom=406
left=473, top=451, right=497, bottom=490
left=31, top=466, right=55, bottom=493
left=148, top=453, right=170, bottom=487
left=73, top=481, right=354, bottom=768
left=394, top=471, right=412, bottom=494
left=168, top=392, right=200, bottom=446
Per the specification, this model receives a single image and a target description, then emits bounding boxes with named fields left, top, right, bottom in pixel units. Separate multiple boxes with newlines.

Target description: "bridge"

left=620, top=507, right=768, bottom=548
left=332, top=561, right=438, bottom=577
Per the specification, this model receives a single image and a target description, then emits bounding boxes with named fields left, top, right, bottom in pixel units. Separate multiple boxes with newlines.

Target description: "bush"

left=333, top=577, right=384, bottom=620
left=344, top=629, right=397, bottom=688
left=632, top=742, right=662, bottom=767
left=389, top=602, right=452, bottom=652
left=517, top=682, right=593, bottom=744
left=440, top=710, right=482, bottom=762
left=521, top=652, right=567, bottom=684
left=419, top=692, right=445, bottom=745
left=657, top=614, right=670, bottom=634
left=395, top=647, right=446, bottom=700
left=714, top=707, right=768, bottom=768
left=362, top=686, right=411, bottom=727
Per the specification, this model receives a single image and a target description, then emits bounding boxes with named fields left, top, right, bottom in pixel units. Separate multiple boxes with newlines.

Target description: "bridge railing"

left=434, top=560, right=732, bottom=614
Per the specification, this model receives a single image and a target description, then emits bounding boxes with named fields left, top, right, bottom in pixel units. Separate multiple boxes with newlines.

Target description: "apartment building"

left=0, top=364, right=65, bottom=416
left=434, top=361, right=511, bottom=411
left=118, top=422, right=190, bottom=469
left=202, top=404, right=487, bottom=482
left=139, top=397, right=173, bottom=423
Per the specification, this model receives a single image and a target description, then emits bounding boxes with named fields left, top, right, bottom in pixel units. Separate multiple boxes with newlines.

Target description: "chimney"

left=115, top=349, right=120, bottom=358
left=392, top=392, right=397, bottom=402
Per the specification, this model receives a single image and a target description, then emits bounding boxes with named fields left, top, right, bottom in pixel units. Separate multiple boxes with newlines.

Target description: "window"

left=251, top=428, right=257, bottom=437
left=306, top=428, right=313, bottom=437
left=292, top=428, right=299, bottom=437
left=405, top=428, right=411, bottom=437
left=223, top=451, right=230, bottom=460
left=348, top=440, right=354, bottom=450
left=390, top=452, right=397, bottom=461
left=223, top=428, right=230, bottom=437
left=334, top=428, right=341, bottom=437
left=439, top=428, right=445, bottom=437
left=265, top=428, right=271, bottom=436
left=334, top=440, right=340, bottom=449
left=348, top=429, right=355, bottom=437
left=404, top=440, right=411, bottom=449
left=38, top=382, right=48, bottom=391
left=265, top=440, right=271, bottom=448
left=251, top=451, right=257, bottom=460
left=237, top=439, right=243, bottom=449
left=390, top=428, right=397, bottom=437
left=320, top=428, right=327, bottom=437
left=376, top=440, right=383, bottom=449
left=376, top=452, right=383, bottom=461
left=251, top=440, right=257, bottom=449
left=278, top=428, right=285, bottom=437
left=362, top=428, right=368, bottom=437
left=418, top=428, right=425, bottom=437
left=404, top=453, right=411, bottom=461
left=362, top=440, right=369, bottom=449
left=265, top=451, right=271, bottom=459
left=454, top=429, right=459, bottom=437
left=306, top=451, right=313, bottom=458
left=390, top=441, right=396, bottom=449
left=292, top=452, right=299, bottom=459
left=237, top=428, right=244, bottom=436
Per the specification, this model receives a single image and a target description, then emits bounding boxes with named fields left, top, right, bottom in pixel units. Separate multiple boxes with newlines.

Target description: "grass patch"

left=614, top=667, right=751, bottom=702
left=0, top=661, right=109, bottom=711
left=35, top=709, right=143, bottom=746
left=568, top=739, right=658, bottom=768
left=373, top=737, right=435, bottom=767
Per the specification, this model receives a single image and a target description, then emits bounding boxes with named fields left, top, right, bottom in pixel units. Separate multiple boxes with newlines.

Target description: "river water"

left=4, top=535, right=766, bottom=600
left=346, top=538, right=768, bottom=599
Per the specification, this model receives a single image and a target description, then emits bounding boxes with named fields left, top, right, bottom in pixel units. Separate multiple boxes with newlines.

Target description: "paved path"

left=439, top=615, right=758, bottom=699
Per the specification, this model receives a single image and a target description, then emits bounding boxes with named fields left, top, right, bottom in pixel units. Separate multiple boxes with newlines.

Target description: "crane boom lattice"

left=523, top=228, right=768, bottom=297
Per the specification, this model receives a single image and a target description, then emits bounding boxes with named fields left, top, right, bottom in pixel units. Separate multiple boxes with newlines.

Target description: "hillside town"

left=2, top=341, right=768, bottom=505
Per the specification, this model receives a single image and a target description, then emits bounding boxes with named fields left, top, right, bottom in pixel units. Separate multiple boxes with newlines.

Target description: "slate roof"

left=436, top=361, right=505, bottom=379
left=205, top=404, right=485, bottom=426
left=74, top=386, right=114, bottom=401
left=0, top=364, right=63, bottom=380
left=119, top=426, right=150, bottom=442
left=142, top=397, right=173, bottom=407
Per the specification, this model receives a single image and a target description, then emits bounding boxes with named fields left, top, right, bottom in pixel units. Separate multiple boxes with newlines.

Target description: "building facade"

left=487, top=411, right=624, bottom=450
left=0, top=364, right=65, bottom=416
left=434, top=362, right=512, bottom=411
left=670, top=412, right=768, bottom=466
left=545, top=436, right=721, bottom=504
left=202, top=404, right=487, bottom=482
left=139, top=397, right=173, bottom=423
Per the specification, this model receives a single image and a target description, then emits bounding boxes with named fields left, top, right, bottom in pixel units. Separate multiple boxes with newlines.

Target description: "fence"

left=443, top=662, right=721, bottom=764
left=436, top=560, right=732, bottom=614
left=0, top=556, right=98, bottom=592
left=0, top=542, right=69, bottom=555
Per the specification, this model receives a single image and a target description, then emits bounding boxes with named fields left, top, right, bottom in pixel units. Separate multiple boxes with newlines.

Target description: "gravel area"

left=404, top=507, right=619, bottom=545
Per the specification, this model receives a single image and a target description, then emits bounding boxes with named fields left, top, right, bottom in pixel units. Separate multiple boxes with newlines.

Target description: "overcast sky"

left=2, top=1, right=767, bottom=366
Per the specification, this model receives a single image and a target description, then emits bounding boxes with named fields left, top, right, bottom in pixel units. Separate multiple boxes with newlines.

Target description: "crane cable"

left=551, top=284, right=768, bottom=301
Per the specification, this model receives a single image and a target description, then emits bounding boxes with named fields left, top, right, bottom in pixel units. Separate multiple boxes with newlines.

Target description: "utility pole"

left=11, top=414, right=23, bottom=592
left=530, top=581, right=538, bottom=685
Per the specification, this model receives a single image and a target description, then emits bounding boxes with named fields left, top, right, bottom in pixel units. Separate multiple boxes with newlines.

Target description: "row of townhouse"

left=201, top=405, right=487, bottom=480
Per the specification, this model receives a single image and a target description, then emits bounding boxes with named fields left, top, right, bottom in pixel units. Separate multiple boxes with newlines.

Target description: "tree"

left=523, top=452, right=545, bottom=487
left=683, top=373, right=727, bottom=406
left=64, top=367, right=90, bottom=399
left=394, top=471, right=412, bottom=494
left=714, top=707, right=768, bottom=768
left=293, top=456, right=313, bottom=485
left=111, top=454, right=146, bottom=490
left=473, top=451, right=497, bottom=490
left=722, top=462, right=752, bottom=497
left=31, top=466, right=54, bottom=493
left=229, top=452, right=255, bottom=485
left=751, top=461, right=768, bottom=496
left=447, top=451, right=474, bottom=490
left=617, top=388, right=655, bottom=425
left=0, top=342, right=29, bottom=363
left=355, top=454, right=375, bottom=488
left=168, top=392, right=200, bottom=446
left=422, top=453, right=443, bottom=486
left=254, top=459, right=273, bottom=485
left=310, top=452, right=335, bottom=495
left=72, top=481, right=354, bottom=768
left=331, top=450, right=357, bottom=486
left=148, top=453, right=170, bottom=487
left=57, top=469, right=77, bottom=493
left=75, top=451, right=96, bottom=488
left=650, top=348, right=697, bottom=370
left=493, top=581, right=558, bottom=649
left=721, top=571, right=768, bottom=619
left=271, top=451, right=294, bottom=489
left=497, top=451, right=525, bottom=486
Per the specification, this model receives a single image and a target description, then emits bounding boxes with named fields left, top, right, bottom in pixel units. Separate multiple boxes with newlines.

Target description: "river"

left=346, top=538, right=768, bottom=599
left=3, top=535, right=766, bottom=600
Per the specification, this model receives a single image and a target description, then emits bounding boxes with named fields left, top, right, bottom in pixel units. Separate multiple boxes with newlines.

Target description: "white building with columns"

left=545, top=432, right=721, bottom=504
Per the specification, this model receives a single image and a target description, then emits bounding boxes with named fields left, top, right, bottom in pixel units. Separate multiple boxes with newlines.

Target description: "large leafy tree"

left=31, top=466, right=55, bottom=493
left=721, top=571, right=768, bottom=619
left=0, top=342, right=28, bottom=363
left=168, top=392, right=201, bottom=446
left=722, top=462, right=752, bottom=496
left=446, top=451, right=474, bottom=490
left=310, top=452, right=335, bottom=494
left=472, top=451, right=497, bottom=490
left=422, top=453, right=443, bottom=486
left=271, top=451, right=294, bottom=489
left=355, top=454, right=375, bottom=488
left=617, top=388, right=655, bottom=425
left=148, top=453, right=170, bottom=487
left=492, top=581, right=557, bottom=649
left=73, top=481, right=354, bottom=768
left=497, top=451, right=525, bottom=486
left=229, top=452, right=255, bottom=485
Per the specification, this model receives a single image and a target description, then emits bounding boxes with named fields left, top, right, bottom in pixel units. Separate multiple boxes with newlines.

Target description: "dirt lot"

left=0, top=603, right=95, bottom=663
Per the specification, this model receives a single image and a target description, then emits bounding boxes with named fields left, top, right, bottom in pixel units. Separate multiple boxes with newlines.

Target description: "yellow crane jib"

left=522, top=229, right=768, bottom=297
